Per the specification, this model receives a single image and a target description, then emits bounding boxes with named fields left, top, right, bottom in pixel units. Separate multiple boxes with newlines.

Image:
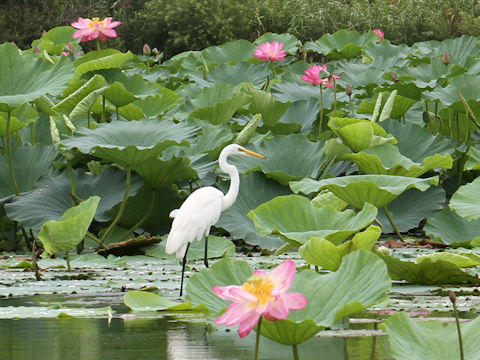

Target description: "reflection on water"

left=0, top=316, right=392, bottom=360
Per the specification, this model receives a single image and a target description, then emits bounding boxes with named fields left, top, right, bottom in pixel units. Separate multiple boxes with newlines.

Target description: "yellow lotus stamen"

left=243, top=276, right=275, bottom=307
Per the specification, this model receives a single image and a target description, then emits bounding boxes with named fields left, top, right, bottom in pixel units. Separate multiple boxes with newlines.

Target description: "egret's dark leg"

left=204, top=235, right=209, bottom=268
left=179, top=242, right=190, bottom=297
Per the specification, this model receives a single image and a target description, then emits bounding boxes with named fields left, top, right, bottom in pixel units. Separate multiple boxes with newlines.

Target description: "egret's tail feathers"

left=169, top=209, right=179, bottom=218
left=165, top=231, right=188, bottom=258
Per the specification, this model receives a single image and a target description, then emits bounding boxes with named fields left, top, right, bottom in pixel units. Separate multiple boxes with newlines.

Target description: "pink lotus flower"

left=373, top=29, right=384, bottom=43
left=71, top=17, right=121, bottom=42
left=254, top=41, right=287, bottom=62
left=302, top=64, right=339, bottom=87
left=213, top=260, right=307, bottom=338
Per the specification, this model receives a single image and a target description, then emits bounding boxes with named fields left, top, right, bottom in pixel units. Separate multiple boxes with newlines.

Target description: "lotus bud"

left=68, top=42, right=75, bottom=53
left=143, top=43, right=151, bottom=56
left=442, top=51, right=450, bottom=65
left=42, top=30, right=47, bottom=36
left=345, top=84, right=353, bottom=96
left=391, top=72, right=398, bottom=83
left=32, top=45, right=41, bottom=53
left=449, top=290, right=456, bottom=303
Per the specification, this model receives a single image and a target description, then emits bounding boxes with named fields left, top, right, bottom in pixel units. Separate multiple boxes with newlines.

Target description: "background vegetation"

left=1, top=0, right=480, bottom=57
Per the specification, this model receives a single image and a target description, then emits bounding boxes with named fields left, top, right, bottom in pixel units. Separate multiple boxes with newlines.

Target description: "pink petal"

left=238, top=311, right=262, bottom=338
left=72, top=29, right=95, bottom=39
left=100, top=28, right=118, bottom=38
left=215, top=302, right=256, bottom=326
left=71, top=18, right=90, bottom=29
left=213, top=285, right=256, bottom=303
left=103, top=17, right=122, bottom=28
left=268, top=259, right=296, bottom=293
left=282, top=292, right=308, bottom=310
left=265, top=297, right=290, bottom=320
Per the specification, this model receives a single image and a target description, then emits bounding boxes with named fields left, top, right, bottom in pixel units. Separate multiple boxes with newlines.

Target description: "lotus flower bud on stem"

left=32, top=45, right=41, bottom=53
left=442, top=51, right=450, bottom=65
left=391, top=72, right=398, bottom=83
left=143, top=43, right=151, bottom=56
left=345, top=84, right=353, bottom=96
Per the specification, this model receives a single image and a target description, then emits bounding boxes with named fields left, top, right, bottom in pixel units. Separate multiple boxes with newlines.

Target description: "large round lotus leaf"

left=247, top=195, right=377, bottom=245
left=380, top=119, right=454, bottom=162
left=4, top=167, right=143, bottom=229
left=0, top=145, right=58, bottom=202
left=230, top=134, right=326, bottom=186
left=217, top=173, right=291, bottom=250
left=38, top=196, right=100, bottom=254
left=60, top=119, right=198, bottom=167
left=364, top=40, right=411, bottom=59
left=73, top=50, right=134, bottom=80
left=410, top=35, right=480, bottom=65
left=187, top=84, right=249, bottom=125
left=356, top=93, right=417, bottom=119
left=383, top=312, right=480, bottom=360
left=424, top=207, right=480, bottom=247
left=206, top=62, right=271, bottom=87
left=277, top=99, right=319, bottom=134
left=377, top=187, right=446, bottom=233
left=450, top=177, right=480, bottom=221
left=31, top=26, right=79, bottom=55
left=102, top=82, right=138, bottom=108
left=187, top=251, right=390, bottom=345
left=247, top=88, right=290, bottom=126
left=0, top=43, right=74, bottom=111
left=254, top=33, right=299, bottom=54
left=271, top=81, right=341, bottom=105
left=423, top=75, right=480, bottom=110
left=393, top=57, right=452, bottom=89
left=132, top=89, right=182, bottom=117
left=201, top=40, right=256, bottom=65
left=305, top=29, right=378, bottom=59
left=290, top=175, right=438, bottom=209
left=341, top=143, right=452, bottom=177
left=328, top=117, right=397, bottom=153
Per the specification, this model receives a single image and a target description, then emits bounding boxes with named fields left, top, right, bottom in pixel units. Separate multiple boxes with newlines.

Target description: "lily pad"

left=124, top=290, right=203, bottom=311
left=383, top=312, right=480, bottom=360
left=0, top=306, right=112, bottom=319
left=290, top=175, right=439, bottom=209
left=248, top=195, right=377, bottom=246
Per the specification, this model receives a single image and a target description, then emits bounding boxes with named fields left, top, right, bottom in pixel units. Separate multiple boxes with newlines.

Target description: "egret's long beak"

left=240, top=148, right=266, bottom=159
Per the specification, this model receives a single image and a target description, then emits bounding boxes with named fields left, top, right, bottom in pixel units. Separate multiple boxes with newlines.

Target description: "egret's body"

left=166, top=144, right=265, bottom=296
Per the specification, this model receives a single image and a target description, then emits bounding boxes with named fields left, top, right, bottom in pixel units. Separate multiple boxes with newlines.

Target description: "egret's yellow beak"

left=240, top=148, right=266, bottom=159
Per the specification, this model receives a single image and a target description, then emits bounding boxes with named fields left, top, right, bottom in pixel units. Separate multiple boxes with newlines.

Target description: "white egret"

left=166, top=144, right=265, bottom=296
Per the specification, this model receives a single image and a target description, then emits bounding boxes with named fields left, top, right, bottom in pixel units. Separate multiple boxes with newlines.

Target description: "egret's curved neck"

left=219, top=151, right=240, bottom=211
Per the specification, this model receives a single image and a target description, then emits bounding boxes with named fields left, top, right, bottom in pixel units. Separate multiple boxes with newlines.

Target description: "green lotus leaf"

left=290, top=175, right=438, bottom=209
left=393, top=57, right=452, bottom=89
left=60, top=119, right=198, bottom=167
left=73, top=50, right=134, bottom=80
left=31, top=26, right=78, bottom=55
left=145, top=235, right=234, bottom=261
left=377, top=187, right=446, bottom=233
left=248, top=195, right=377, bottom=246
left=201, top=39, right=256, bottom=65
left=357, top=92, right=417, bottom=120
left=0, top=145, right=58, bottom=201
left=0, top=115, right=25, bottom=136
left=271, top=81, right=336, bottom=104
left=423, top=75, right=480, bottom=110
left=328, top=117, right=397, bottom=152
left=0, top=306, right=112, bottom=319
left=311, top=189, right=348, bottom=211
left=305, top=29, right=378, bottom=59
left=5, top=167, right=143, bottom=229
left=124, top=290, right=204, bottom=312
left=380, top=118, right=455, bottom=162
left=69, top=86, right=107, bottom=118
left=133, top=89, right=182, bottom=117
left=364, top=40, right=411, bottom=59
left=299, top=225, right=381, bottom=270
left=247, top=88, right=290, bottom=126
left=132, top=154, right=198, bottom=190
left=38, top=196, right=100, bottom=254
left=450, top=177, right=480, bottom=221
left=464, top=146, right=480, bottom=170
left=190, top=121, right=234, bottom=156
left=417, top=252, right=480, bottom=268
left=206, top=62, right=271, bottom=87
left=425, top=107, right=477, bottom=143
left=376, top=250, right=479, bottom=284
left=53, top=74, right=107, bottom=114
left=110, top=73, right=165, bottom=99
left=254, top=33, right=299, bottom=54
left=383, top=312, right=480, bottom=360
left=424, top=207, right=480, bottom=247
left=217, top=173, right=291, bottom=250
left=230, top=134, right=326, bottom=186
left=411, top=35, right=480, bottom=65
left=188, top=84, right=249, bottom=125
left=334, top=60, right=392, bottom=89
left=117, top=103, right=145, bottom=120
left=188, top=252, right=390, bottom=345
left=278, top=99, right=319, bottom=134
left=341, top=143, right=452, bottom=177
left=0, top=43, right=74, bottom=111
left=102, top=81, right=138, bottom=108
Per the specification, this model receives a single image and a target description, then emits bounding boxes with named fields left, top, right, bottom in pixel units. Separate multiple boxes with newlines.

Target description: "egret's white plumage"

left=165, top=144, right=265, bottom=296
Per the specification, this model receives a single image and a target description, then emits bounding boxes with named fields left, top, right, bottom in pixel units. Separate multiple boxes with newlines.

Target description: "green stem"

left=116, top=106, right=119, bottom=120
left=349, top=95, right=355, bottom=117
left=146, top=58, right=150, bottom=74
left=119, top=191, right=156, bottom=243
left=97, top=167, right=131, bottom=250
left=86, top=231, right=104, bottom=247
left=30, top=122, right=35, bottom=145
left=292, top=344, right=300, bottom=360
left=96, top=38, right=101, bottom=51
left=269, top=61, right=278, bottom=79
left=317, top=85, right=324, bottom=138
left=67, top=160, right=77, bottom=198
left=30, top=233, right=42, bottom=281
left=88, top=111, right=91, bottom=129
left=6, top=110, right=20, bottom=195
left=254, top=316, right=262, bottom=360
left=384, top=205, right=404, bottom=242
left=102, top=96, right=106, bottom=123
left=457, top=153, right=466, bottom=189
left=450, top=292, right=465, bottom=360
left=333, top=79, right=337, bottom=117
left=66, top=250, right=71, bottom=271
